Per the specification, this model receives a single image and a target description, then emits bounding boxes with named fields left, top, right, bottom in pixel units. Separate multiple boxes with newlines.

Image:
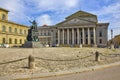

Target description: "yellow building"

left=0, top=8, right=29, bottom=47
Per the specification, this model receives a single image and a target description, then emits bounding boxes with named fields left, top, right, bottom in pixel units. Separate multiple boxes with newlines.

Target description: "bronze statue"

left=27, top=20, right=39, bottom=42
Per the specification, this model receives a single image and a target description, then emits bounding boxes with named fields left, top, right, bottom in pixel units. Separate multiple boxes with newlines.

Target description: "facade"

left=38, top=11, right=109, bottom=47
left=0, top=8, right=29, bottom=47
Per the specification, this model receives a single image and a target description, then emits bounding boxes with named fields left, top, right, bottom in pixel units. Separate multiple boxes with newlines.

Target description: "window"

left=99, top=39, right=102, bottom=44
left=15, top=39, right=17, bottom=44
left=90, top=31, right=93, bottom=37
left=14, top=28, right=17, bottom=33
left=9, top=38, right=12, bottom=44
left=44, top=32, right=46, bottom=36
left=9, top=27, right=12, bottom=33
left=81, top=32, right=82, bottom=37
left=20, top=29, right=22, bottom=34
left=86, top=39, right=88, bottom=44
left=2, top=38, right=6, bottom=43
left=2, top=26, right=6, bottom=32
left=99, top=31, right=102, bottom=37
left=86, top=32, right=88, bottom=37
left=81, top=39, right=83, bottom=44
left=20, top=39, right=22, bottom=44
left=24, top=30, right=26, bottom=34
left=2, top=14, right=6, bottom=20
left=91, top=39, right=94, bottom=44
left=48, top=32, right=50, bottom=36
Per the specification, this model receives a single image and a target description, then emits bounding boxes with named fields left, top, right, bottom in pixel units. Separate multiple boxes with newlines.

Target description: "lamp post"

left=111, top=29, right=113, bottom=44
left=111, top=29, right=114, bottom=49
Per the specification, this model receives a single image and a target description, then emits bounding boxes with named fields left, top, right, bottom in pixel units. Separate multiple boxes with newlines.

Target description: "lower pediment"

left=57, top=18, right=95, bottom=26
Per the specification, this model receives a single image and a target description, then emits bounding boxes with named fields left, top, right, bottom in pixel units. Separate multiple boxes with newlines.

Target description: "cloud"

left=0, top=0, right=31, bottom=25
left=36, top=14, right=52, bottom=26
left=0, top=0, right=80, bottom=25
left=89, top=1, right=120, bottom=39
left=29, top=0, right=80, bottom=12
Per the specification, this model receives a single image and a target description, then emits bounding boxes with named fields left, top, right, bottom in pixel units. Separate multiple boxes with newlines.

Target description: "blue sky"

left=0, top=0, right=120, bottom=39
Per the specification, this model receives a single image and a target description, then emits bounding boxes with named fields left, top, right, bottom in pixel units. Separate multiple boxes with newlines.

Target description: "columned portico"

left=57, top=27, right=97, bottom=46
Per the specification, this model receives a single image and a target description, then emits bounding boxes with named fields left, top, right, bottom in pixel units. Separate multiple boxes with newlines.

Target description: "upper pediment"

left=66, top=10, right=97, bottom=19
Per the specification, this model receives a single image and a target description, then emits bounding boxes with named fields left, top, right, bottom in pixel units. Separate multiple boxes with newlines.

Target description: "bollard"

left=95, top=51, right=100, bottom=61
left=28, top=55, right=35, bottom=69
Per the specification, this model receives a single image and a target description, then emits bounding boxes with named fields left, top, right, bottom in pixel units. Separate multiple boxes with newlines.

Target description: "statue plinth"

left=23, top=41, right=43, bottom=48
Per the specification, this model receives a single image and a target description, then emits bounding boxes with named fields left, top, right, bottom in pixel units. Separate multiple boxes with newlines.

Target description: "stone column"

left=88, top=28, right=90, bottom=45
left=72, top=28, right=74, bottom=44
left=58, top=29, right=60, bottom=44
left=93, top=27, right=96, bottom=45
left=62, top=29, right=64, bottom=44
left=77, top=28, right=80, bottom=44
left=82, top=28, right=85, bottom=45
left=67, top=29, right=69, bottom=44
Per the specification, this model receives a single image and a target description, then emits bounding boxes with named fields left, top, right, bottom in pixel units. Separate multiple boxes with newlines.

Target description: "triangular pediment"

left=57, top=18, right=95, bottom=26
left=66, top=11, right=97, bottom=20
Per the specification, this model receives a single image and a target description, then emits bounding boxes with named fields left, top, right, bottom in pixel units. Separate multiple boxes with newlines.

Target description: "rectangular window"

left=20, top=39, right=22, bottom=44
left=99, top=39, right=102, bottom=44
left=15, top=39, right=17, bottom=44
left=20, top=29, right=22, bottom=34
left=81, top=32, right=82, bottom=37
left=9, top=27, right=12, bottom=33
left=90, top=31, right=93, bottom=37
left=86, top=32, right=88, bottom=37
left=99, top=31, right=102, bottom=37
left=9, top=38, right=12, bottom=44
left=2, top=14, right=6, bottom=20
left=2, top=26, right=6, bottom=32
left=2, top=38, right=6, bottom=43
left=24, top=30, right=26, bottom=34
left=14, top=28, right=17, bottom=33
left=91, top=39, right=94, bottom=44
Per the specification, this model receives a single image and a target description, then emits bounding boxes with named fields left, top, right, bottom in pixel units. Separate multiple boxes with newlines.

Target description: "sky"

left=0, top=0, right=120, bottom=39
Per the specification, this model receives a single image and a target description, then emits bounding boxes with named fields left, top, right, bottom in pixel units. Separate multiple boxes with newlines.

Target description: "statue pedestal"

left=23, top=41, right=43, bottom=48
left=110, top=44, right=114, bottom=49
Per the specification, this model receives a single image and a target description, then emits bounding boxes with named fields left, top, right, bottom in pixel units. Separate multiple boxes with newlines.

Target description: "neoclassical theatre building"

left=38, top=11, right=109, bottom=47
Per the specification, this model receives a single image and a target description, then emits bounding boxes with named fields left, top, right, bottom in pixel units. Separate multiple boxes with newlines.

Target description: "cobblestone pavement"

left=0, top=47, right=120, bottom=76
left=37, top=65, right=120, bottom=80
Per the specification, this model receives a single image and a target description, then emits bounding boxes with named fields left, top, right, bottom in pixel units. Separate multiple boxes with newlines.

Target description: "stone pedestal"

left=93, top=44, right=97, bottom=47
left=23, top=41, right=43, bottom=48
left=110, top=44, right=114, bottom=49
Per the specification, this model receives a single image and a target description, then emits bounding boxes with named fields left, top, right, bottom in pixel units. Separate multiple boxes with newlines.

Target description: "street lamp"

left=111, top=29, right=114, bottom=49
